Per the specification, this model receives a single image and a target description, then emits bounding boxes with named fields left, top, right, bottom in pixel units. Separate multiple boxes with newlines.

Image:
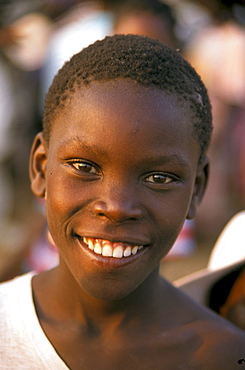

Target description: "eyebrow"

left=59, top=136, right=109, bottom=158
left=59, top=136, right=190, bottom=168
left=141, top=154, right=190, bottom=169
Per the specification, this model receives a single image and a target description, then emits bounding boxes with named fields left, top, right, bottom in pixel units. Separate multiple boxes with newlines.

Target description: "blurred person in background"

left=184, top=0, right=245, bottom=244
left=0, top=0, right=51, bottom=276
left=0, top=0, right=82, bottom=281
left=113, top=0, right=178, bottom=49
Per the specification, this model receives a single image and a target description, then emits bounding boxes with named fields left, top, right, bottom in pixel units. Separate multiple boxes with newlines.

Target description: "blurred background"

left=0, top=0, right=244, bottom=282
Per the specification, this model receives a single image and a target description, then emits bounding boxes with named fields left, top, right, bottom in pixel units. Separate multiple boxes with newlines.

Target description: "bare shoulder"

left=138, top=291, right=245, bottom=370
left=170, top=284, right=245, bottom=369
left=188, top=314, right=245, bottom=369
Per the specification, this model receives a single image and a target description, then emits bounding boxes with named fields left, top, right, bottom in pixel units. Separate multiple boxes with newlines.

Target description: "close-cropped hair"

left=43, top=34, right=212, bottom=160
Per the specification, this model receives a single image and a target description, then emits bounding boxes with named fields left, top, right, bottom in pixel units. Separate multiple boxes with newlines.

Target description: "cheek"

left=45, top=170, right=95, bottom=248
left=149, top=188, right=193, bottom=224
left=46, top=166, right=78, bottom=215
left=45, top=174, right=74, bottom=239
left=148, top=189, right=194, bottom=247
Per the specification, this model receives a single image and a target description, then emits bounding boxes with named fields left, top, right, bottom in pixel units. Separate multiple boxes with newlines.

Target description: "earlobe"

left=187, top=156, right=209, bottom=220
left=29, top=132, right=47, bottom=198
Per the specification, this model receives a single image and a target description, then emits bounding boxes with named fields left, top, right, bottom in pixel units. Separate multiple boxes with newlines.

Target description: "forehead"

left=54, top=79, right=194, bottom=129
left=50, top=80, right=199, bottom=158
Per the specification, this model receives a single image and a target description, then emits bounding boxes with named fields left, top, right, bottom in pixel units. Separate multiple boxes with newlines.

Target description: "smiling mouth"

left=81, top=237, right=144, bottom=259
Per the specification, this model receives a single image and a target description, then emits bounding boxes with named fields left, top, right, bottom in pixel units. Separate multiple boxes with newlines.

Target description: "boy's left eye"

left=144, top=173, right=175, bottom=184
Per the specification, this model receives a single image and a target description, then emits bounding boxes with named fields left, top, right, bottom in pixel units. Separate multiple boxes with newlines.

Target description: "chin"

left=80, top=278, right=143, bottom=302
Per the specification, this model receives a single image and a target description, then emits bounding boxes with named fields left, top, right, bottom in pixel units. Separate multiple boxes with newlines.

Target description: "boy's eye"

left=70, top=161, right=100, bottom=175
left=144, top=173, right=175, bottom=184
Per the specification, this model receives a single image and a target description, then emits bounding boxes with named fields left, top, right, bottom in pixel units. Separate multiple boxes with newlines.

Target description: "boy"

left=0, top=34, right=244, bottom=369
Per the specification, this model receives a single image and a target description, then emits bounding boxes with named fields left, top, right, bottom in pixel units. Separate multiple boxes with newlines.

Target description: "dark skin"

left=30, top=80, right=245, bottom=369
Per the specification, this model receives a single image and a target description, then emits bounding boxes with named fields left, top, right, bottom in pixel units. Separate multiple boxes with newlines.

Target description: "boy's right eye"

left=68, top=160, right=101, bottom=176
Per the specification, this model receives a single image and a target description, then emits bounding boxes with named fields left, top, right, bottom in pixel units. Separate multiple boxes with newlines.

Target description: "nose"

left=92, top=184, right=143, bottom=223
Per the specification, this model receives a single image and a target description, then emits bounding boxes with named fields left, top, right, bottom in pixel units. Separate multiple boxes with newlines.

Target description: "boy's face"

left=31, top=80, right=208, bottom=300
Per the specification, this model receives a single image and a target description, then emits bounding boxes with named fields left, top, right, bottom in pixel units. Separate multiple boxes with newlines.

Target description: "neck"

left=33, top=263, right=168, bottom=334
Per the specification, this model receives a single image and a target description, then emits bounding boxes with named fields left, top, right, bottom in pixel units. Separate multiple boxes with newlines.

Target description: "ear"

left=187, top=156, right=209, bottom=220
left=29, top=132, right=47, bottom=198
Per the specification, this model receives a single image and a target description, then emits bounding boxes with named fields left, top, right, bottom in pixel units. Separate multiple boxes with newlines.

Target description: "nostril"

left=97, top=212, right=106, bottom=217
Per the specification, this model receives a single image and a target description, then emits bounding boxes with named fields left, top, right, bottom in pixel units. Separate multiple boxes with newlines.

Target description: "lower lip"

left=76, top=238, right=148, bottom=269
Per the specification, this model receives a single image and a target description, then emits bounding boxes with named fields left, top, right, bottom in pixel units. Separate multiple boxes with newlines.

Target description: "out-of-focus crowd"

left=0, top=0, right=244, bottom=282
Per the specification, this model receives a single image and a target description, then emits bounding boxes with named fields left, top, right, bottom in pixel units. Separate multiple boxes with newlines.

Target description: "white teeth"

left=94, top=241, right=102, bottom=254
left=123, top=246, right=132, bottom=257
left=102, top=244, right=113, bottom=257
left=82, top=237, right=144, bottom=258
left=88, top=239, right=94, bottom=251
left=132, top=246, right=138, bottom=255
left=113, top=246, right=124, bottom=258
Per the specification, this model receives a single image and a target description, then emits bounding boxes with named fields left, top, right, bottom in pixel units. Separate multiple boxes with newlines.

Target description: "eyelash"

left=143, top=173, right=178, bottom=185
left=68, top=160, right=101, bottom=175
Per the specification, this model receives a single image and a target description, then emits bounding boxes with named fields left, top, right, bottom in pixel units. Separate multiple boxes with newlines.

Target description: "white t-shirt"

left=0, top=273, right=68, bottom=369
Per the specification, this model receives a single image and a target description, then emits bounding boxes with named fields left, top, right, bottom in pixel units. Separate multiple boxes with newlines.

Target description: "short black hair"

left=43, top=34, right=212, bottom=160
